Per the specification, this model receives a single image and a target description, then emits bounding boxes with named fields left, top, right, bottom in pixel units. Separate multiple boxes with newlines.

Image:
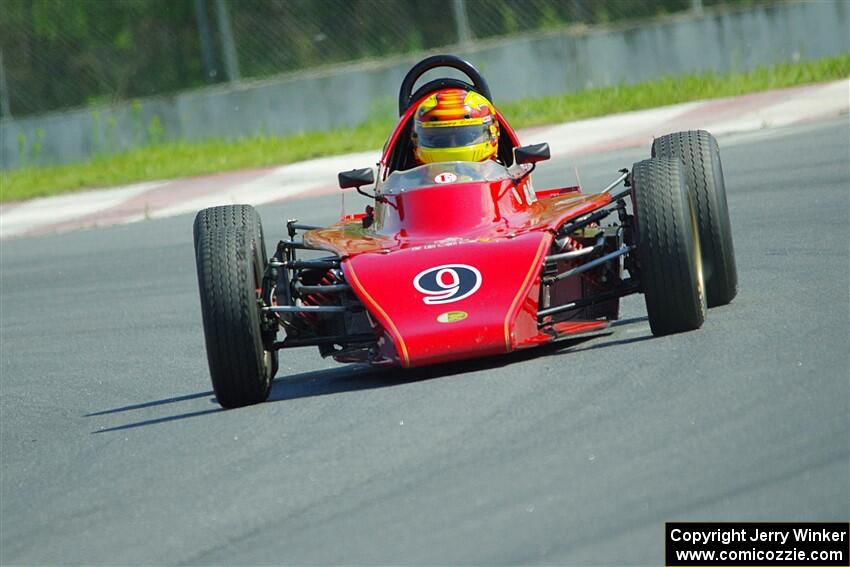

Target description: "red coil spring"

left=298, top=271, right=342, bottom=329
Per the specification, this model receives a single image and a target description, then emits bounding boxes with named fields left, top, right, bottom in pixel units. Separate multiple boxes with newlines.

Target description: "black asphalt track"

left=1, top=117, right=847, bottom=565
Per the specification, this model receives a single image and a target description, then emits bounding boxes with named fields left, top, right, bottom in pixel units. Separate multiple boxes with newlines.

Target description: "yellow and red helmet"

left=412, top=88, right=500, bottom=164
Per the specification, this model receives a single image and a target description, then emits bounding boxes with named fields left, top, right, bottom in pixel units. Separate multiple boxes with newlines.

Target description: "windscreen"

left=380, top=161, right=512, bottom=195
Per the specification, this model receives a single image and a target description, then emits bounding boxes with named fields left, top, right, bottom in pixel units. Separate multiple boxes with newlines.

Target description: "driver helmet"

left=412, top=88, right=500, bottom=164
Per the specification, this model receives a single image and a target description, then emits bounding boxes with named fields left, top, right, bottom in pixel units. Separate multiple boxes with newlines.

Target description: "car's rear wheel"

left=632, top=157, right=706, bottom=336
left=652, top=130, right=737, bottom=307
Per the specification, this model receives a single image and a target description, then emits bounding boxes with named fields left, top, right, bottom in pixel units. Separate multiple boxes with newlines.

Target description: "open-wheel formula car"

left=193, top=55, right=737, bottom=408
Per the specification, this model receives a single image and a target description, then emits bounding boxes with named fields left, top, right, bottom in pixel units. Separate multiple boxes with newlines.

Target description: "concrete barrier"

left=2, top=0, right=848, bottom=169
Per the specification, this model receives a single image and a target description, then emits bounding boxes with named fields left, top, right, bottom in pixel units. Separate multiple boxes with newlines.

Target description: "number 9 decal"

left=413, top=264, right=482, bottom=305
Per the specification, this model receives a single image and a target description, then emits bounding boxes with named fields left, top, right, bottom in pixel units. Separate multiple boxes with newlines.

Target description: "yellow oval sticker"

left=437, top=311, right=468, bottom=323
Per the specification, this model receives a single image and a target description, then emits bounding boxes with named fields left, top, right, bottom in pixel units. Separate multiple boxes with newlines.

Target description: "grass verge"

left=3, top=53, right=848, bottom=203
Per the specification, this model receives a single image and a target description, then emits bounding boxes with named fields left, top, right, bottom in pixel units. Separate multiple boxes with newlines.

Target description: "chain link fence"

left=1, top=0, right=754, bottom=118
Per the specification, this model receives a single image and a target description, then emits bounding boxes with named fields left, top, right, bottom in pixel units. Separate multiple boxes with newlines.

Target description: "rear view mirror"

left=514, top=143, right=551, bottom=165
left=338, top=168, right=375, bottom=189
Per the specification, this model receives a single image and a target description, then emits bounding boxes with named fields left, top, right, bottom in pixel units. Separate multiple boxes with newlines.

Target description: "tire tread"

left=633, top=156, right=705, bottom=335
left=194, top=219, right=271, bottom=408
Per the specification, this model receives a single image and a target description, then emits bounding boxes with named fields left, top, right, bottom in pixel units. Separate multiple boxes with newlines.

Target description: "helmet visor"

left=417, top=123, right=489, bottom=149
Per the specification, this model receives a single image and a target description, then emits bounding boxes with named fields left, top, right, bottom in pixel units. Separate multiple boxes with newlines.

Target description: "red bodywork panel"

left=343, top=231, right=549, bottom=367
left=304, top=174, right=613, bottom=367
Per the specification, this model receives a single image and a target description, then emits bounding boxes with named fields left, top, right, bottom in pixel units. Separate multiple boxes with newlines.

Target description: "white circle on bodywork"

left=434, top=172, right=458, bottom=184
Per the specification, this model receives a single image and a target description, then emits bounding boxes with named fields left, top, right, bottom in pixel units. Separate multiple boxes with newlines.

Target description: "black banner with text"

left=666, top=522, right=849, bottom=566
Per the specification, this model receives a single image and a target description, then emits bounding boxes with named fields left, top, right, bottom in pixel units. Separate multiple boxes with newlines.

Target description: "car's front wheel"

left=193, top=204, right=268, bottom=286
left=194, top=225, right=274, bottom=408
left=632, top=156, right=707, bottom=336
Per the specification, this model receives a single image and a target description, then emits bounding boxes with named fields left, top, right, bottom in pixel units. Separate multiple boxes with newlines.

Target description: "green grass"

left=3, top=53, right=848, bottom=203
left=500, top=53, right=850, bottom=127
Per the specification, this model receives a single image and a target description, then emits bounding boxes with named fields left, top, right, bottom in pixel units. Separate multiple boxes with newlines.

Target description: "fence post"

left=452, top=0, right=473, bottom=45
left=215, top=0, right=241, bottom=82
left=0, top=49, right=10, bottom=118
left=194, top=0, right=219, bottom=81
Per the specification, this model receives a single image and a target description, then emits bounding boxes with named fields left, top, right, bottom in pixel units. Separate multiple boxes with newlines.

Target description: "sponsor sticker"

left=437, top=311, right=468, bottom=323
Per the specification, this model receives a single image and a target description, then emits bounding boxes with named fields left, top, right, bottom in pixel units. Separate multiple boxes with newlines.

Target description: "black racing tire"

left=632, top=157, right=707, bottom=336
left=193, top=204, right=278, bottom=380
left=652, top=130, right=737, bottom=307
left=195, top=227, right=273, bottom=408
left=193, top=204, right=268, bottom=283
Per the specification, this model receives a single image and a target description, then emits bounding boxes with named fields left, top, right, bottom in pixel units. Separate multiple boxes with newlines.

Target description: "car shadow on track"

left=89, top=353, right=561, bottom=434
left=267, top=347, right=560, bottom=404
left=86, top=391, right=215, bottom=417
left=266, top=316, right=652, bottom=402
left=91, top=408, right=224, bottom=433
left=89, top=316, right=652, bottom=433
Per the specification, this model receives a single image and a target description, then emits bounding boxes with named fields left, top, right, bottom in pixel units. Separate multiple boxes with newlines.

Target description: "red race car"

left=193, top=55, right=737, bottom=408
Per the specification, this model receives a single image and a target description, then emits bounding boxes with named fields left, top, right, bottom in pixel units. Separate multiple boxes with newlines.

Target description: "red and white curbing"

left=2, top=79, right=847, bottom=240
